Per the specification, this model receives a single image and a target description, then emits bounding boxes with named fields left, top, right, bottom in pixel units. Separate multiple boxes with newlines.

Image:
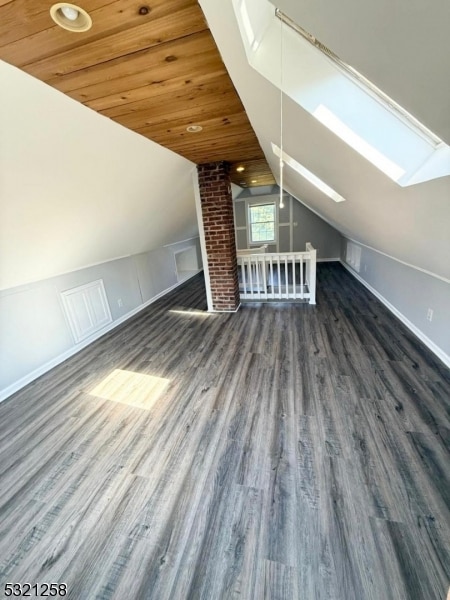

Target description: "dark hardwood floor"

left=0, top=263, right=449, bottom=600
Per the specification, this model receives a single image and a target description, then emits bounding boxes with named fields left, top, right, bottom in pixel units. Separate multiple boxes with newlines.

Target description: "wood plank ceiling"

left=0, top=0, right=275, bottom=188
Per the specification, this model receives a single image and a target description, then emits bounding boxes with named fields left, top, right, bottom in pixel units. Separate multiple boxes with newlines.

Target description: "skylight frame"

left=272, top=143, right=346, bottom=203
left=275, top=8, right=443, bottom=149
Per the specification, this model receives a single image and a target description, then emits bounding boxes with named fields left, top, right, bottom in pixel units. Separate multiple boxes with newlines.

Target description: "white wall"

left=292, top=197, right=341, bottom=258
left=341, top=238, right=450, bottom=366
left=0, top=239, right=203, bottom=399
left=0, top=61, right=199, bottom=291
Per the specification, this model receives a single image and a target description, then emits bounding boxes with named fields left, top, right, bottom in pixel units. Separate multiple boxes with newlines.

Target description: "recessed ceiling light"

left=50, top=3, right=92, bottom=32
left=186, top=125, right=203, bottom=133
left=251, top=179, right=257, bottom=183
left=236, top=166, right=245, bottom=172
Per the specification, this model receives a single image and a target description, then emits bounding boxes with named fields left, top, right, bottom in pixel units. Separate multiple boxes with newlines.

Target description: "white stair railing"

left=236, top=243, right=316, bottom=304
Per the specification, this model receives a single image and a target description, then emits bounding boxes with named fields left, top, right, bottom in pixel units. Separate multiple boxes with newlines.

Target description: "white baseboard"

left=341, top=261, right=450, bottom=369
left=0, top=271, right=202, bottom=403
left=209, top=302, right=241, bottom=313
left=317, top=258, right=340, bottom=262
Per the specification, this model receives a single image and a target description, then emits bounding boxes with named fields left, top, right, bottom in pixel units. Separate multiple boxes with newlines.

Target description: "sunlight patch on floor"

left=169, top=309, right=212, bottom=317
left=89, top=369, right=170, bottom=410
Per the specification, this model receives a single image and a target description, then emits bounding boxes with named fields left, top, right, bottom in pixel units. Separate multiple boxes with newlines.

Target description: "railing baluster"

left=262, top=255, right=268, bottom=299
left=242, top=257, right=247, bottom=296
left=237, top=246, right=316, bottom=304
left=255, top=255, right=261, bottom=299
left=285, top=255, right=288, bottom=299
left=300, top=255, right=304, bottom=299
left=292, top=254, right=296, bottom=299
left=270, top=256, right=274, bottom=299
left=277, top=255, right=281, bottom=299
left=305, top=248, right=310, bottom=292
left=309, top=247, right=316, bottom=305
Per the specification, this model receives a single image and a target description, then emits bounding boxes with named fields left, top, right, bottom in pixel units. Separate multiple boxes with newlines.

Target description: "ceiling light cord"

left=279, top=16, right=284, bottom=209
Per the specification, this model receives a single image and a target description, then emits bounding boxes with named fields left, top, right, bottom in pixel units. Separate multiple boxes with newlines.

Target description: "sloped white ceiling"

left=0, top=61, right=198, bottom=291
left=271, top=0, right=450, bottom=145
left=199, top=0, right=450, bottom=280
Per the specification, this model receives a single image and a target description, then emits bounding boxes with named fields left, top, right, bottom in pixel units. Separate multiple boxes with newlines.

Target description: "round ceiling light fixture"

left=186, top=125, right=203, bottom=133
left=236, top=165, right=245, bottom=172
left=50, top=3, right=92, bottom=32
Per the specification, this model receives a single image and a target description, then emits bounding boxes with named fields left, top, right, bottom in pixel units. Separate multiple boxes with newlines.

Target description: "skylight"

left=313, top=105, right=405, bottom=182
left=272, top=143, right=346, bottom=202
left=275, top=9, right=442, bottom=149
left=233, top=0, right=450, bottom=186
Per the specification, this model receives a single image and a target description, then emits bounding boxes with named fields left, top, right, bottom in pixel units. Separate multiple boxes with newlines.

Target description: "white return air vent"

left=61, top=279, right=112, bottom=343
left=346, top=242, right=362, bottom=272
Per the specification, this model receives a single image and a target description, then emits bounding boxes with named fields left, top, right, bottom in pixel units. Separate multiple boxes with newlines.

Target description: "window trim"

left=247, top=199, right=277, bottom=245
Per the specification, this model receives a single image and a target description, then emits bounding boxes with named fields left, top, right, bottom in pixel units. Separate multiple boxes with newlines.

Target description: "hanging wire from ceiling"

left=279, top=15, right=285, bottom=209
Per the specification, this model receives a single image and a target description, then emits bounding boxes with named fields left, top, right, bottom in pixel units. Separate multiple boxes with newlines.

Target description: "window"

left=248, top=203, right=276, bottom=243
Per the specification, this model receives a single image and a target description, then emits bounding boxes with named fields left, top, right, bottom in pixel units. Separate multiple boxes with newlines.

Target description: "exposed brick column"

left=197, top=161, right=240, bottom=312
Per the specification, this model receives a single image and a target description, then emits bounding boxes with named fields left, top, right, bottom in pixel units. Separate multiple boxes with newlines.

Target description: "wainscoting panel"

left=61, top=279, right=112, bottom=343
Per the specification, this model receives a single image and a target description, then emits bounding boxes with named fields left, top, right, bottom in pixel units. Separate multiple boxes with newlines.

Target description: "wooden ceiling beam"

left=100, top=73, right=235, bottom=119
left=165, top=135, right=262, bottom=154
left=111, top=92, right=244, bottom=130
left=162, top=146, right=264, bottom=166
left=147, top=123, right=257, bottom=151
left=138, top=110, right=251, bottom=140
left=86, top=69, right=228, bottom=111
left=160, top=135, right=265, bottom=164
left=174, top=148, right=264, bottom=164
left=47, top=30, right=218, bottom=93
left=68, top=50, right=224, bottom=104
left=104, top=95, right=243, bottom=131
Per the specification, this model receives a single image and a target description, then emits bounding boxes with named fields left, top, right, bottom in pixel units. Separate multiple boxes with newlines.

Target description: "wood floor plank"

left=369, top=517, right=450, bottom=600
left=0, top=265, right=449, bottom=599
left=218, top=485, right=265, bottom=599
left=264, top=385, right=298, bottom=569
left=263, top=560, right=295, bottom=600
